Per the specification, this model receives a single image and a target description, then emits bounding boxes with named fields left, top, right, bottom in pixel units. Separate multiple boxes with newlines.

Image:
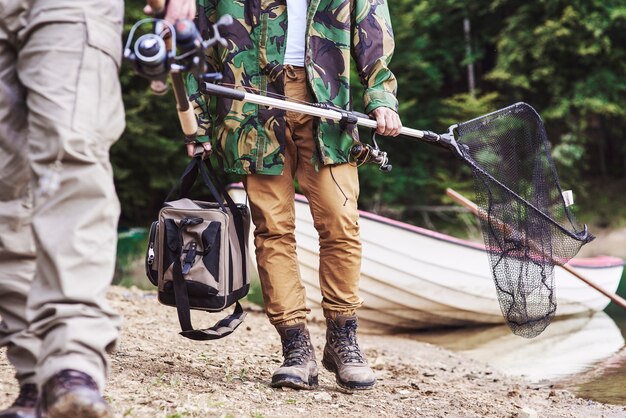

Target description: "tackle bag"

left=145, top=157, right=250, bottom=340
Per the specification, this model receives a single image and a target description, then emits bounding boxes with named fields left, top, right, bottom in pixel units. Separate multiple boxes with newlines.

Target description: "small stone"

left=518, top=407, right=538, bottom=418
left=508, top=390, right=520, bottom=398
left=313, top=392, right=333, bottom=402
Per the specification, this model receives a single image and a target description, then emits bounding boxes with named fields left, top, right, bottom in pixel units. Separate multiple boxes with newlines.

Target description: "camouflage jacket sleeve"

left=351, top=0, right=398, bottom=115
left=185, top=74, right=210, bottom=142
left=185, top=0, right=219, bottom=143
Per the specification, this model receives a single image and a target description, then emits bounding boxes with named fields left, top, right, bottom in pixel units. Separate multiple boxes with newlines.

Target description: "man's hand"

left=370, top=107, right=402, bottom=137
left=144, top=0, right=196, bottom=23
left=187, top=141, right=213, bottom=159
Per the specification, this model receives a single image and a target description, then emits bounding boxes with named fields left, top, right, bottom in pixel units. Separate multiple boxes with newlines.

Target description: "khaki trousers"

left=244, top=66, right=363, bottom=326
left=0, top=0, right=124, bottom=390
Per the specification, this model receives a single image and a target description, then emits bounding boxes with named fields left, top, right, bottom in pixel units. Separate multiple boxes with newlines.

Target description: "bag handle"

left=166, top=157, right=226, bottom=211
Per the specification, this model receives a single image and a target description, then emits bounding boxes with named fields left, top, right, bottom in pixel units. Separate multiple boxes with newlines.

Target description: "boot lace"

left=12, top=383, right=38, bottom=408
left=329, top=321, right=366, bottom=364
left=282, top=330, right=312, bottom=367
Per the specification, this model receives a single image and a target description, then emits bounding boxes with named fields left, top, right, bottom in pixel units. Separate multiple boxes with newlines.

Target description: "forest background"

left=115, top=0, right=626, bottom=237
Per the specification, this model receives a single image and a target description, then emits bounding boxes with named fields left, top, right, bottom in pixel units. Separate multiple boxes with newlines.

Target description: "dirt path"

left=2, top=286, right=625, bottom=418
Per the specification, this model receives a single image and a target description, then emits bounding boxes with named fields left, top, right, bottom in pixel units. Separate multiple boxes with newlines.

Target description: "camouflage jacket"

left=188, top=0, right=398, bottom=175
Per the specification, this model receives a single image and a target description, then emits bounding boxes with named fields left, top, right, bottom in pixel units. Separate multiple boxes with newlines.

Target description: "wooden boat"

left=228, top=184, right=624, bottom=332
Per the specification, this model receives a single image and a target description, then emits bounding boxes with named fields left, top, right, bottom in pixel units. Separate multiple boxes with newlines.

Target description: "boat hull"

left=229, top=185, right=624, bottom=331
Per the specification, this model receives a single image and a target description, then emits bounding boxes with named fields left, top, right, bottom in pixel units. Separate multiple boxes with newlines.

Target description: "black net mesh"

left=455, top=103, right=593, bottom=338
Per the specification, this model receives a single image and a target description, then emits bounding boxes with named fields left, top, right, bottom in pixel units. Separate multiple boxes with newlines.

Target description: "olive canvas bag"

left=145, top=157, right=250, bottom=340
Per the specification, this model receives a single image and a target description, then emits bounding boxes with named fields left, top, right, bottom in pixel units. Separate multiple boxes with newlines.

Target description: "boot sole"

left=40, top=394, right=113, bottom=418
left=270, top=374, right=319, bottom=390
left=321, top=357, right=376, bottom=391
left=43, top=404, right=113, bottom=418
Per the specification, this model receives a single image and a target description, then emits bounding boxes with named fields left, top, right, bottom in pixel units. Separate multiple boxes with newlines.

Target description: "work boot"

left=38, top=369, right=112, bottom=418
left=0, top=383, right=37, bottom=418
left=271, top=323, right=318, bottom=389
left=322, top=314, right=376, bottom=390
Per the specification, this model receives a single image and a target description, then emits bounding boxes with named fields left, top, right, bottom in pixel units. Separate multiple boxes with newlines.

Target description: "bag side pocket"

left=145, top=220, right=159, bottom=286
left=162, top=219, right=180, bottom=285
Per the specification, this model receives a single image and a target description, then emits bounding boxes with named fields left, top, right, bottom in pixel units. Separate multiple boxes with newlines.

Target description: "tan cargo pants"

left=244, top=66, right=363, bottom=326
left=0, top=0, right=124, bottom=390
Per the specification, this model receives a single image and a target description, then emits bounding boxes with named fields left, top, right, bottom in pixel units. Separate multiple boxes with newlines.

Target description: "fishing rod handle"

left=170, top=72, right=198, bottom=137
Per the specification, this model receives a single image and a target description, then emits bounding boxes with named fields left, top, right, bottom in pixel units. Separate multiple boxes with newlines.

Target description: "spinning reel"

left=124, top=15, right=233, bottom=82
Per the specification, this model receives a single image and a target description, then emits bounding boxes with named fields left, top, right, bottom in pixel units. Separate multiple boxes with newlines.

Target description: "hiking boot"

left=38, top=370, right=112, bottom=418
left=322, top=314, right=376, bottom=390
left=0, top=383, right=37, bottom=418
left=271, top=323, right=318, bottom=389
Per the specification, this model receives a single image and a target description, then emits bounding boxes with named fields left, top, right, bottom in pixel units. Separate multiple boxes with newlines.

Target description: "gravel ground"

left=2, top=286, right=625, bottom=418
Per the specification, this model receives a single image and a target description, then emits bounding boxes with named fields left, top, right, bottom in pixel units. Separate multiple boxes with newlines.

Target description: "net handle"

left=201, top=83, right=589, bottom=242
left=201, top=82, right=433, bottom=139
left=446, top=188, right=626, bottom=311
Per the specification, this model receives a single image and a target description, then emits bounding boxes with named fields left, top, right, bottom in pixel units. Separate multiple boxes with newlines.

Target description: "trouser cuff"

left=273, top=318, right=307, bottom=328
left=323, top=309, right=357, bottom=320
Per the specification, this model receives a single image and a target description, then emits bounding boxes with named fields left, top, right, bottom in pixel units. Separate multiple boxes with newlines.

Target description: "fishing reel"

left=124, top=15, right=233, bottom=82
left=350, top=132, right=392, bottom=172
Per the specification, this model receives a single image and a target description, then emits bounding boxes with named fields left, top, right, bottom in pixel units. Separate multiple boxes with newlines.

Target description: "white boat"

left=228, top=184, right=624, bottom=331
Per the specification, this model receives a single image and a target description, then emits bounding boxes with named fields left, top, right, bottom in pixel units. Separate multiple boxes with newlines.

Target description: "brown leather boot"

left=38, top=370, right=112, bottom=418
left=271, top=323, right=318, bottom=389
left=0, top=383, right=37, bottom=418
left=322, top=314, right=376, bottom=390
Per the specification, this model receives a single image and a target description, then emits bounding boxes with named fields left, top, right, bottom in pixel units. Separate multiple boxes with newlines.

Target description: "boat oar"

left=446, top=188, right=626, bottom=310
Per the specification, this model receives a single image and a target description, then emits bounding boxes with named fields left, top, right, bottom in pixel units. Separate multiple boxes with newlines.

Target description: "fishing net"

left=454, top=103, right=593, bottom=338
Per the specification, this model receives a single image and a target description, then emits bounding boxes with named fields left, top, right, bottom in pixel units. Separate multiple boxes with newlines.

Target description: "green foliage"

left=113, top=228, right=149, bottom=287
left=486, top=0, right=626, bottom=179
left=116, top=0, right=626, bottom=234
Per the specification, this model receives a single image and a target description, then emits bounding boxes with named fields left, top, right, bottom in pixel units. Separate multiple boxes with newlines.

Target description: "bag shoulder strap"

left=170, top=229, right=247, bottom=341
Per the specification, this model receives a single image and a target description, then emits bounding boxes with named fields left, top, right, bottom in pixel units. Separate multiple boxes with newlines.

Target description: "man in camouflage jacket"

left=188, top=0, right=401, bottom=391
